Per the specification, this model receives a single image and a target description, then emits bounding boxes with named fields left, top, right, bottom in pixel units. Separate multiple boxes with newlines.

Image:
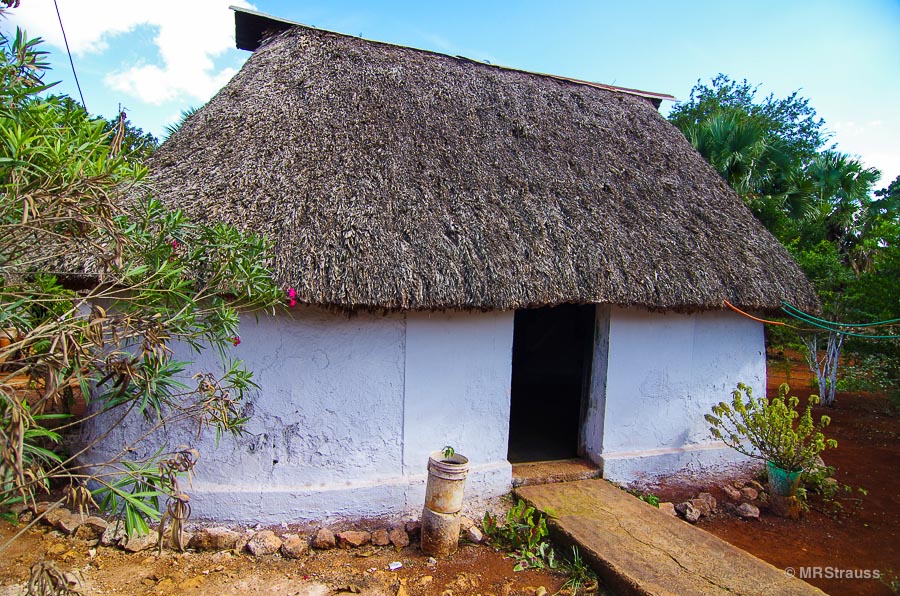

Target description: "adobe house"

left=78, top=8, right=818, bottom=522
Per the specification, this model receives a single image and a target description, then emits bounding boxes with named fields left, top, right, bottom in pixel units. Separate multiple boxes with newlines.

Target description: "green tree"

left=681, top=110, right=769, bottom=195
left=680, top=109, right=812, bottom=218
left=852, top=174, right=900, bottom=275
left=672, top=75, right=898, bottom=404
left=841, top=175, right=900, bottom=344
left=669, top=74, right=826, bottom=164
left=804, top=151, right=881, bottom=272
left=788, top=173, right=896, bottom=406
left=670, top=76, right=824, bottom=229
left=0, top=27, right=281, bottom=539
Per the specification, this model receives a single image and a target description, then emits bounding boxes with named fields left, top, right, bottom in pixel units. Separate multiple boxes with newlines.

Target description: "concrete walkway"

left=515, top=479, right=826, bottom=596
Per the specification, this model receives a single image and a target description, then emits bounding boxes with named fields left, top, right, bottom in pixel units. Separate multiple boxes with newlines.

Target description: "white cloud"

left=829, top=119, right=900, bottom=184
left=7, top=0, right=254, bottom=104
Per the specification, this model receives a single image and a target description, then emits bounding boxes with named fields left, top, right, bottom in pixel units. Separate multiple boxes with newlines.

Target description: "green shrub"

left=638, top=493, right=660, bottom=508
left=0, top=27, right=280, bottom=539
left=483, top=500, right=603, bottom=592
left=881, top=570, right=900, bottom=595
left=482, top=499, right=557, bottom=571
left=837, top=353, right=900, bottom=412
left=706, top=383, right=836, bottom=472
left=799, top=461, right=867, bottom=515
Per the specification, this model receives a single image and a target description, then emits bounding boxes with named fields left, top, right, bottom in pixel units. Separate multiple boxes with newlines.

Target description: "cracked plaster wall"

left=590, top=307, right=763, bottom=481
left=77, top=306, right=514, bottom=522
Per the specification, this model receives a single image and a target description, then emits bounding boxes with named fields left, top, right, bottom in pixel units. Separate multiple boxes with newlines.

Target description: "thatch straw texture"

left=149, top=24, right=819, bottom=313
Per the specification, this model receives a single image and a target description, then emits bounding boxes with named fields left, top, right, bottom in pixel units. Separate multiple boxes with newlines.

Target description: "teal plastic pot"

left=766, top=461, right=803, bottom=496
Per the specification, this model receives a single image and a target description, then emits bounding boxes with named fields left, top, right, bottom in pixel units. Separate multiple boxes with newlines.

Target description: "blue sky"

left=5, top=0, right=899, bottom=186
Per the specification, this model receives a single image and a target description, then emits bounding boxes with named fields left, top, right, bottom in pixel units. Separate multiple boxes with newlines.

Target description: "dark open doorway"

left=507, top=304, right=595, bottom=463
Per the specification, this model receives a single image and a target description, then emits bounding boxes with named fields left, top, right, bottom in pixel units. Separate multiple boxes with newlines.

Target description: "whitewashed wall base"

left=182, top=460, right=511, bottom=524
left=597, top=443, right=753, bottom=485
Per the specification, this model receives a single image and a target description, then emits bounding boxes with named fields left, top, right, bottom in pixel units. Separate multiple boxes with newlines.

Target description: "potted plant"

left=705, top=383, right=837, bottom=498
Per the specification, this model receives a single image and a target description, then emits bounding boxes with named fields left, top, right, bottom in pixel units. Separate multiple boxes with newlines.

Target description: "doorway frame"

left=507, top=303, right=598, bottom=463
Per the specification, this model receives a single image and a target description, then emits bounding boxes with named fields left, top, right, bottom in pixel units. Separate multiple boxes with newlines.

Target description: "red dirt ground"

left=0, top=522, right=576, bottom=596
left=2, top=354, right=895, bottom=595
left=653, top=357, right=900, bottom=596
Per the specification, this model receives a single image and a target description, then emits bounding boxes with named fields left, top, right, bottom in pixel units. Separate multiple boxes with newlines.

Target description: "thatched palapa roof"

left=148, top=8, right=819, bottom=313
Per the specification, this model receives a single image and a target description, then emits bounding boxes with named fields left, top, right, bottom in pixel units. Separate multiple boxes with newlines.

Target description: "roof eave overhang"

left=232, top=5, right=302, bottom=51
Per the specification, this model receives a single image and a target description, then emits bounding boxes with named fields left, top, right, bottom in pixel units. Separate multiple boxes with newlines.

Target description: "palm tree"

left=682, top=110, right=814, bottom=222
left=806, top=151, right=881, bottom=272
left=163, top=106, right=199, bottom=141
left=683, top=110, right=766, bottom=195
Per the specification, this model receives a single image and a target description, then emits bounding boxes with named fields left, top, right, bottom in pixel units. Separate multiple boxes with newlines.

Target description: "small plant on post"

left=421, top=446, right=469, bottom=558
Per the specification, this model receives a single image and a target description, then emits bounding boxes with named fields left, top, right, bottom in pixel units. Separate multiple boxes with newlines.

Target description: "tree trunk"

left=802, top=331, right=845, bottom=406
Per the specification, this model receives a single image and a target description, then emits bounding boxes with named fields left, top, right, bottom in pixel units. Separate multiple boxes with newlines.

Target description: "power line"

left=53, top=0, right=86, bottom=109
left=724, top=299, right=900, bottom=339
left=782, top=301, right=900, bottom=329
left=781, top=302, right=900, bottom=340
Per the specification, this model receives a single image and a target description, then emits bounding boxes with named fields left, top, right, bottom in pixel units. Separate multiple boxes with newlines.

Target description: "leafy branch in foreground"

left=0, top=25, right=282, bottom=539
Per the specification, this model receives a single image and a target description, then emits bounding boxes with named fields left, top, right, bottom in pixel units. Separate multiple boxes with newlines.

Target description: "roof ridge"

left=229, top=5, right=676, bottom=105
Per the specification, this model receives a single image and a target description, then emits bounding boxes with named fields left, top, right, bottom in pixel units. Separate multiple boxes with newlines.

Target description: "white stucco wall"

left=403, top=311, right=515, bottom=506
left=77, top=301, right=765, bottom=520
left=77, top=307, right=514, bottom=523
left=585, top=306, right=763, bottom=482
left=581, top=305, right=610, bottom=459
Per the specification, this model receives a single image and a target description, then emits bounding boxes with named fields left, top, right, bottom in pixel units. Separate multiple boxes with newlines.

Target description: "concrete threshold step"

left=515, top=479, right=826, bottom=596
left=511, top=458, right=602, bottom=488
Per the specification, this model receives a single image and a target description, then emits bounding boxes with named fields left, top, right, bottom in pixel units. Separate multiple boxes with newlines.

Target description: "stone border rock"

left=17, top=501, right=488, bottom=559
left=663, top=479, right=772, bottom=525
